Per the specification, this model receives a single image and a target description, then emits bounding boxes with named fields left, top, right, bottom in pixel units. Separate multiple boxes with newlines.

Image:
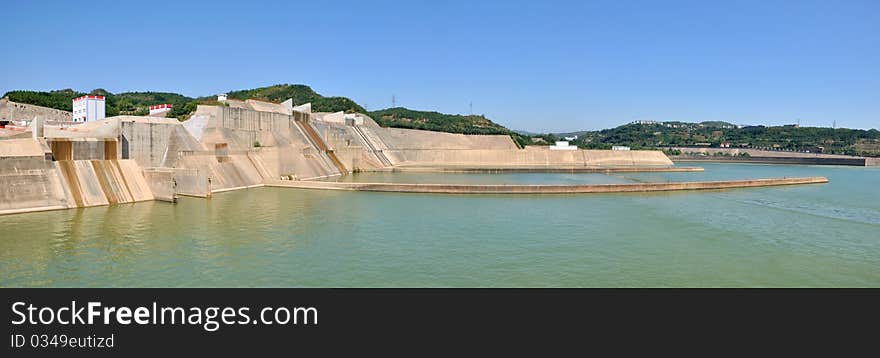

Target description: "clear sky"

left=2, top=0, right=877, bottom=132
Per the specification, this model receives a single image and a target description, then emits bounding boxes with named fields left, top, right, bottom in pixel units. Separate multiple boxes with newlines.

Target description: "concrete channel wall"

left=267, top=177, right=829, bottom=194
left=0, top=98, right=73, bottom=122
left=0, top=156, right=72, bottom=215
left=383, top=148, right=673, bottom=168
left=314, top=116, right=673, bottom=169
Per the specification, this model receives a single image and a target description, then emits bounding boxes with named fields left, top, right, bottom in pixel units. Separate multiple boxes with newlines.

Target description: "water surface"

left=1, top=163, right=877, bottom=287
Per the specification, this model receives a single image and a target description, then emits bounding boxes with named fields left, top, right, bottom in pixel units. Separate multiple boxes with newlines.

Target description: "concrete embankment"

left=266, top=176, right=828, bottom=194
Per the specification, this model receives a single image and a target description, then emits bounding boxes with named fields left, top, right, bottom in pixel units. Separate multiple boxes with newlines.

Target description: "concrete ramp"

left=114, top=160, right=155, bottom=202
left=90, top=160, right=133, bottom=204
left=57, top=160, right=110, bottom=207
left=56, top=159, right=154, bottom=208
left=176, top=154, right=264, bottom=193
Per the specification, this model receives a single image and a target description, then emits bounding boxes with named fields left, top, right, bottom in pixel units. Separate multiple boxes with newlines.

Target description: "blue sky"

left=2, top=0, right=877, bottom=132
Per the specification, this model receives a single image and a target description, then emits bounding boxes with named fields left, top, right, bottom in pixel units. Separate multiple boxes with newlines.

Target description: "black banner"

left=2, top=289, right=876, bottom=355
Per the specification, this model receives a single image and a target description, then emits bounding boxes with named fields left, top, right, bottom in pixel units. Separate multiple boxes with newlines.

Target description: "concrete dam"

left=0, top=99, right=826, bottom=215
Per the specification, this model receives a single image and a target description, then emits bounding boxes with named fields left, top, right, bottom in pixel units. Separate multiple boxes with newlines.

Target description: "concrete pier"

left=265, top=176, right=828, bottom=194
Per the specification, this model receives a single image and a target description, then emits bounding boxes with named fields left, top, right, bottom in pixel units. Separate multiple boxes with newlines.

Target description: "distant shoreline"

left=671, top=156, right=877, bottom=166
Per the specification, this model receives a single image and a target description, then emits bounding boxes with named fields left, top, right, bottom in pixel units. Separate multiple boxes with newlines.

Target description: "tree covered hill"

left=222, top=84, right=365, bottom=113
left=368, top=107, right=509, bottom=134
left=555, top=121, right=880, bottom=157
left=2, top=84, right=367, bottom=120
left=3, top=89, right=199, bottom=119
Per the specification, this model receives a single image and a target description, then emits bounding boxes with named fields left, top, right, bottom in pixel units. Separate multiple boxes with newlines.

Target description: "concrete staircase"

left=294, top=119, right=349, bottom=174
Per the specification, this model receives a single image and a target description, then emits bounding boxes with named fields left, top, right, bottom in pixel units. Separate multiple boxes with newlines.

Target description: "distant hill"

left=2, top=84, right=366, bottom=120
left=3, top=88, right=198, bottom=119
left=222, top=84, right=365, bottom=113
left=556, top=121, right=880, bottom=157
left=368, top=107, right=508, bottom=135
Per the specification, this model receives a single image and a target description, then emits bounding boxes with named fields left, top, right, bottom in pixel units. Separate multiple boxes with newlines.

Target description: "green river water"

left=1, top=163, right=878, bottom=287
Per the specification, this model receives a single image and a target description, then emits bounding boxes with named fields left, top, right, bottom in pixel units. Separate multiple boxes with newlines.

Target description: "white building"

left=149, top=104, right=172, bottom=117
left=217, top=93, right=228, bottom=101
left=549, top=141, right=577, bottom=150
left=612, top=146, right=631, bottom=151
left=72, top=95, right=106, bottom=122
left=564, top=135, right=578, bottom=141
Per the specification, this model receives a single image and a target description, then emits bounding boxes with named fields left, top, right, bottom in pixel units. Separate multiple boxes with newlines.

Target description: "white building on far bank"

left=149, top=104, right=172, bottom=117
left=72, top=95, right=105, bottom=122
left=549, top=141, right=577, bottom=150
left=612, top=145, right=630, bottom=151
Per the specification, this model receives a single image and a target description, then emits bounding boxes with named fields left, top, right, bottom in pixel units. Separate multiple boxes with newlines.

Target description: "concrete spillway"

left=56, top=159, right=154, bottom=207
left=266, top=177, right=829, bottom=194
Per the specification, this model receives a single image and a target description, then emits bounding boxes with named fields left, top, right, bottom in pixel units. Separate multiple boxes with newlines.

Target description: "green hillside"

left=223, top=84, right=365, bottom=113
left=3, top=89, right=199, bottom=119
left=3, top=89, right=83, bottom=112
left=368, top=107, right=508, bottom=134
left=556, top=122, right=880, bottom=157
left=369, top=107, right=529, bottom=147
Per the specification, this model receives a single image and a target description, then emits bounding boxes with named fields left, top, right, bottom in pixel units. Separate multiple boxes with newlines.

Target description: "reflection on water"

left=1, top=163, right=878, bottom=287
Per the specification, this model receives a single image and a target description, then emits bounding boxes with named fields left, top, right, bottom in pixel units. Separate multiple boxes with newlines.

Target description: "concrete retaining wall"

left=0, top=98, right=72, bottom=122
left=268, top=176, right=829, bottom=194
left=120, top=119, right=204, bottom=167
left=170, top=167, right=210, bottom=197
left=385, top=148, right=673, bottom=168
left=366, top=126, right=518, bottom=150
left=0, top=156, right=72, bottom=214
left=142, top=168, right=177, bottom=201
